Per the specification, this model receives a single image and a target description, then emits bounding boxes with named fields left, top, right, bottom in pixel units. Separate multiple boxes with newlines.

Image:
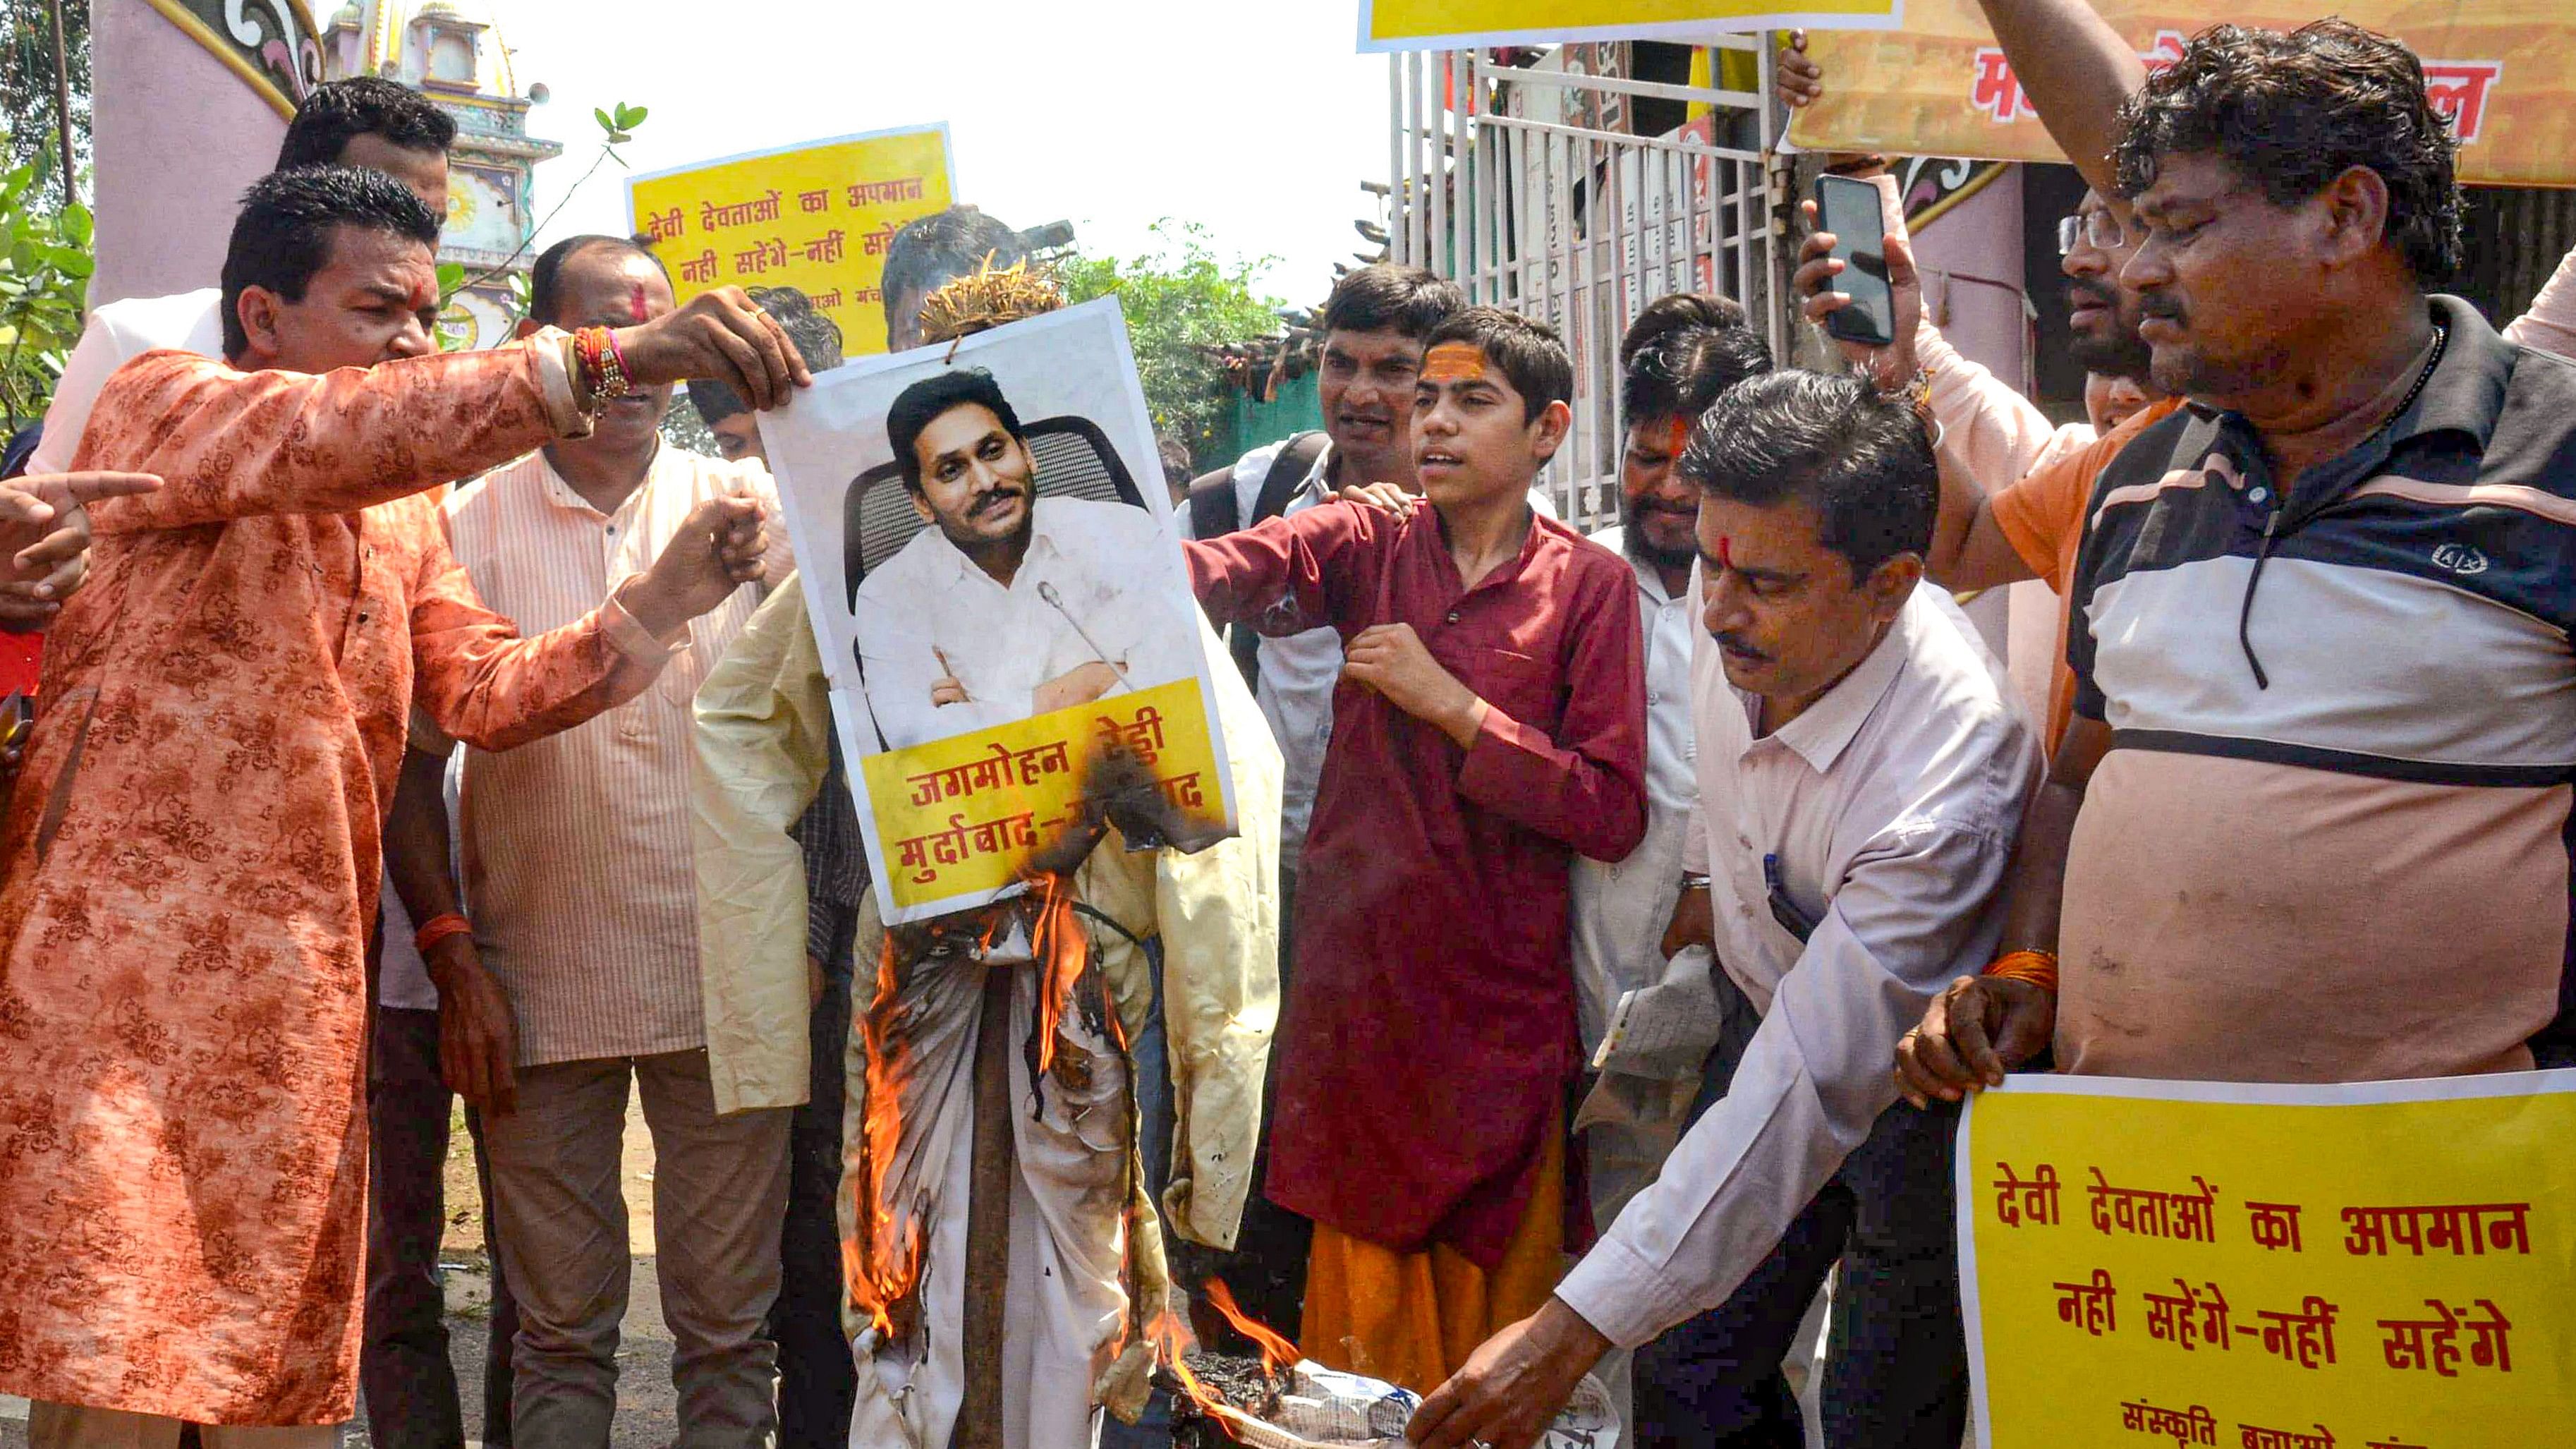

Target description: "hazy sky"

left=491, top=2, right=1398, bottom=310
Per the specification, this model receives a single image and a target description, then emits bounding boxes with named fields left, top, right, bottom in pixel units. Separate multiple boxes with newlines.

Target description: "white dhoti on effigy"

left=839, top=894, right=1169, bottom=1449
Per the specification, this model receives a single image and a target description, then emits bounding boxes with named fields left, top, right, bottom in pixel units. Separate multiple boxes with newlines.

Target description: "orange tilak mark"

left=1421, top=342, right=1488, bottom=384
left=1662, top=416, right=1692, bottom=454
left=1715, top=535, right=1734, bottom=569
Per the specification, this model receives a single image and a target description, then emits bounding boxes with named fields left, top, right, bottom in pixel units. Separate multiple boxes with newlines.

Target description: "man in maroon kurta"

left=1185, top=307, right=1646, bottom=1389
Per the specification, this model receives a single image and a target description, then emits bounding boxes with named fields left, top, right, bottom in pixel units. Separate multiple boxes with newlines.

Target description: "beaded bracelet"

left=572, top=325, right=639, bottom=401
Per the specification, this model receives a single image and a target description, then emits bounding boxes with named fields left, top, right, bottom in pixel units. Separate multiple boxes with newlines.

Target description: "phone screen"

left=1816, top=175, right=1896, bottom=344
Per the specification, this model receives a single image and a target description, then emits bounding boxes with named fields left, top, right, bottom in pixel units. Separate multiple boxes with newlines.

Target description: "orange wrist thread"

left=414, top=912, right=473, bottom=957
left=1983, top=948, right=2059, bottom=994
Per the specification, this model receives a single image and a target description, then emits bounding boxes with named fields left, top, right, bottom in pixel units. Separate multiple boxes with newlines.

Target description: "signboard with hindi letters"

left=756, top=299, right=1237, bottom=926
left=1958, top=1072, right=2576, bottom=1449
left=1786, top=1, right=2576, bottom=188
left=626, top=124, right=955, bottom=358
left=1356, top=0, right=1900, bottom=51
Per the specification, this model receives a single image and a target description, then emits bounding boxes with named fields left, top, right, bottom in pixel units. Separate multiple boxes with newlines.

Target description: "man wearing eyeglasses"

left=1781, top=37, right=2576, bottom=758
left=1790, top=159, right=2179, bottom=756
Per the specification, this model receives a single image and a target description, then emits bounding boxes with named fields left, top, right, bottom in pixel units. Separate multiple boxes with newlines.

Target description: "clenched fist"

left=614, top=287, right=813, bottom=410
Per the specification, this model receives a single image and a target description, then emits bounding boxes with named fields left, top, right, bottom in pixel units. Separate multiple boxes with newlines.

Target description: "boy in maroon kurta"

left=1184, top=307, right=1646, bottom=1390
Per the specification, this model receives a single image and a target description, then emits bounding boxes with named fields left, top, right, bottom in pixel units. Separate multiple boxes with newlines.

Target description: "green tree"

left=1058, top=221, right=1284, bottom=471
left=0, top=1, right=89, bottom=198
left=0, top=159, right=90, bottom=428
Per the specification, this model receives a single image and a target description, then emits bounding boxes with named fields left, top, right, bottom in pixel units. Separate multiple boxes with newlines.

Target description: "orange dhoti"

left=1297, top=1109, right=1569, bottom=1394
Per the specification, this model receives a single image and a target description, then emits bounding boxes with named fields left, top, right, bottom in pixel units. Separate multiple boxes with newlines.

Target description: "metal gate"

left=1387, top=41, right=1787, bottom=526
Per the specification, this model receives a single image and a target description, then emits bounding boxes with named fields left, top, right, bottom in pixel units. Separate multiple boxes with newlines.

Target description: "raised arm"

left=1974, top=0, right=2148, bottom=196
left=84, top=286, right=813, bottom=533
left=406, top=491, right=769, bottom=753
left=1181, top=498, right=1384, bottom=636
left=81, top=341, right=586, bottom=531
left=2503, top=243, right=2576, bottom=360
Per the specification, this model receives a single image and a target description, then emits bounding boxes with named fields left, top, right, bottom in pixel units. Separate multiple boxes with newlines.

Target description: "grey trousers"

left=480, top=1048, right=791, bottom=1449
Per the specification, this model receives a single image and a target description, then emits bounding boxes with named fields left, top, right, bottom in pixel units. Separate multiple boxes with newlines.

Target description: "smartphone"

left=1813, top=173, right=1897, bottom=347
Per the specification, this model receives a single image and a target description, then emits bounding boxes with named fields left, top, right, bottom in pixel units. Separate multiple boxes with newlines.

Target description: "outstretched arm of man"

left=410, top=492, right=770, bottom=754
left=1974, top=0, right=2148, bottom=196
left=83, top=289, right=806, bottom=532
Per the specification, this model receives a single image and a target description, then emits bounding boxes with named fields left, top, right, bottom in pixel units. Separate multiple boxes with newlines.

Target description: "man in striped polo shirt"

left=1899, top=16, right=2576, bottom=1102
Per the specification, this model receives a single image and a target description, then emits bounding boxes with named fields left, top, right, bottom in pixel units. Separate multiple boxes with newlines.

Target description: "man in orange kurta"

left=0, top=166, right=808, bottom=1442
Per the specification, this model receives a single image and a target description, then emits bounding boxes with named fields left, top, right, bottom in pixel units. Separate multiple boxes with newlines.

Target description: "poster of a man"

left=858, top=365, right=1196, bottom=747
left=758, top=296, right=1237, bottom=925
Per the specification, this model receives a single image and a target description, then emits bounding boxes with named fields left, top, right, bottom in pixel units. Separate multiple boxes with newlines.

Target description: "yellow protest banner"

left=626, top=125, right=955, bottom=357
left=1960, top=1073, right=2576, bottom=1449
left=857, top=678, right=1224, bottom=916
left=1359, top=0, right=1899, bottom=53
left=1788, top=1, right=2576, bottom=187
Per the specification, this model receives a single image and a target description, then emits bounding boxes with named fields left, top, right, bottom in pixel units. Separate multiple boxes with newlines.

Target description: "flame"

left=1148, top=1308, right=1244, bottom=1441
left=842, top=877, right=1105, bottom=1342
left=843, top=930, right=927, bottom=1339
left=1026, top=868, right=1118, bottom=1070
left=1201, top=1278, right=1299, bottom=1377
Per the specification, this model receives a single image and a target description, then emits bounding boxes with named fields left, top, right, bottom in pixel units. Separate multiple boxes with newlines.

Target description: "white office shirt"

left=1201, top=434, right=1559, bottom=868
left=32, top=288, right=226, bottom=474
left=1567, top=528, right=1703, bottom=1058
left=1555, top=582, right=2040, bottom=1349
left=853, top=495, right=1195, bottom=750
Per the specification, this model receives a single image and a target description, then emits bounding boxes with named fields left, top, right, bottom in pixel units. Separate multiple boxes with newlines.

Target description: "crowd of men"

left=1, top=0, right=2574, bottom=1445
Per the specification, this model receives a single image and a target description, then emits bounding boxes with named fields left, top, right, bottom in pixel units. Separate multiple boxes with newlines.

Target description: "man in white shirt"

left=1572, top=298, right=1773, bottom=1240
left=34, top=78, right=455, bottom=477
left=1410, top=371, right=2039, bottom=1449
left=853, top=367, right=1196, bottom=750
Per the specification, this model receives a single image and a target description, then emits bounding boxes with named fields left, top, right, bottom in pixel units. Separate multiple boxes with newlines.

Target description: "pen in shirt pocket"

left=1764, top=852, right=1818, bottom=944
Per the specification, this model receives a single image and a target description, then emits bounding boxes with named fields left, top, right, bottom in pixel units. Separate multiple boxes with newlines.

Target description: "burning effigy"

left=825, top=258, right=1280, bottom=1448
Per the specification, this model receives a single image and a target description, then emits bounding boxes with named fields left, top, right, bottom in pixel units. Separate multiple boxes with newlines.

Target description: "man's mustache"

left=2139, top=293, right=2187, bottom=322
left=968, top=485, right=1027, bottom=516
left=1713, top=631, right=1768, bottom=662
left=2066, top=278, right=2120, bottom=313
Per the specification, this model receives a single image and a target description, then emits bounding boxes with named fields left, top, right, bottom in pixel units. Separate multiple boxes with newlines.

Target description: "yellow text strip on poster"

left=858, top=678, right=1222, bottom=914
left=1359, top=0, right=1899, bottom=52
left=1787, top=1, right=2572, bottom=187
left=626, top=125, right=954, bottom=356
left=1959, top=1073, right=2576, bottom=1449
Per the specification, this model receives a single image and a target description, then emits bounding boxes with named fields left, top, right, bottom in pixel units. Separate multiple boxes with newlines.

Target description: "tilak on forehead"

left=1421, top=341, right=1488, bottom=384
left=1715, top=535, right=1734, bottom=569
left=628, top=282, right=651, bottom=323
left=1660, top=416, right=1691, bottom=454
